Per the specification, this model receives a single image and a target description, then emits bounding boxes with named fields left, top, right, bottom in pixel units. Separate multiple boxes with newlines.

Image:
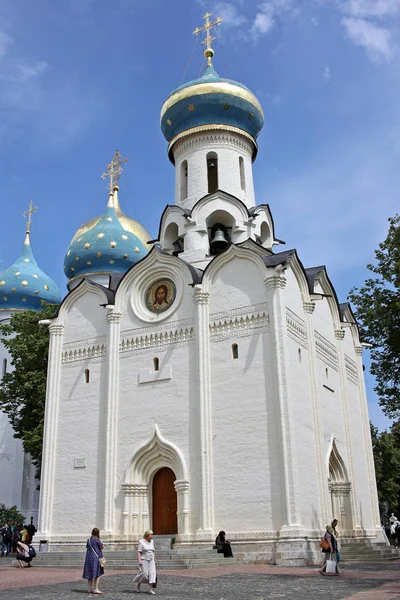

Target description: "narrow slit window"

left=207, top=153, right=218, bottom=193
left=232, top=344, right=239, bottom=359
left=325, top=367, right=329, bottom=379
left=180, top=160, right=188, bottom=201
left=153, top=357, right=159, bottom=372
left=298, top=348, right=302, bottom=363
left=85, top=369, right=90, bottom=384
left=2, top=358, right=7, bottom=376
left=239, top=156, right=246, bottom=192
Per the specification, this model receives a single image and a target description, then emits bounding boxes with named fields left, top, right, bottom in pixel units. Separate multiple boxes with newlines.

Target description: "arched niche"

left=327, top=438, right=354, bottom=534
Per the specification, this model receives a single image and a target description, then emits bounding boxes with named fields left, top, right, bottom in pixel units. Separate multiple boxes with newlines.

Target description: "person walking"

left=1, top=524, right=11, bottom=556
left=82, top=528, right=105, bottom=594
left=136, top=530, right=157, bottom=595
left=319, top=519, right=340, bottom=575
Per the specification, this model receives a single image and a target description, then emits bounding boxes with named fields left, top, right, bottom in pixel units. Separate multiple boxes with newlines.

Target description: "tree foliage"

left=0, top=503, right=25, bottom=526
left=349, top=215, right=400, bottom=418
left=371, top=422, right=400, bottom=514
left=0, top=304, right=58, bottom=481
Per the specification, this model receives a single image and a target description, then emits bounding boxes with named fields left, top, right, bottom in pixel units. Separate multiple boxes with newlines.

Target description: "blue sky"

left=0, top=0, right=398, bottom=430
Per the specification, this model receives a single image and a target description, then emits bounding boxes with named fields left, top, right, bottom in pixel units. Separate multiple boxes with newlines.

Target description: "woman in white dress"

left=136, top=530, right=156, bottom=594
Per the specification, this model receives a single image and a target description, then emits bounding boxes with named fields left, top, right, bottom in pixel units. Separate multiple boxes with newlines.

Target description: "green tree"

left=0, top=304, right=59, bottom=481
left=0, top=504, right=25, bottom=526
left=371, top=422, right=400, bottom=514
left=349, top=215, right=400, bottom=419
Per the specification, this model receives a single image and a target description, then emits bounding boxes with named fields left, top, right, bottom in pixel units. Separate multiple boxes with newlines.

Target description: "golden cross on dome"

left=102, top=150, right=128, bottom=192
left=23, top=200, right=38, bottom=234
left=193, top=12, right=223, bottom=66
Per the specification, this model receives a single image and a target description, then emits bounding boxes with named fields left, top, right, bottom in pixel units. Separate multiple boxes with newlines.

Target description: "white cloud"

left=250, top=0, right=296, bottom=40
left=0, top=29, right=13, bottom=61
left=323, top=64, right=331, bottom=81
left=214, top=2, right=247, bottom=28
left=341, top=0, right=400, bottom=18
left=341, top=17, right=394, bottom=62
left=0, top=27, right=99, bottom=149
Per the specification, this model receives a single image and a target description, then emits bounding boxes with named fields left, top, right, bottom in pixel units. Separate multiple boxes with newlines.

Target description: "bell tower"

left=159, top=14, right=273, bottom=267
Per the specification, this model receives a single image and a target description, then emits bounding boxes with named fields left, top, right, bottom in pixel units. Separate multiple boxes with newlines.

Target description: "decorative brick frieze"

left=209, top=303, right=269, bottom=342
left=345, top=354, right=359, bottom=385
left=286, top=309, right=308, bottom=348
left=120, top=318, right=195, bottom=358
left=314, top=331, right=339, bottom=371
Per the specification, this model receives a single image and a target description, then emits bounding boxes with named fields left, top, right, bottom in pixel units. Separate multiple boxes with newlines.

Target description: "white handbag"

left=326, top=553, right=337, bottom=574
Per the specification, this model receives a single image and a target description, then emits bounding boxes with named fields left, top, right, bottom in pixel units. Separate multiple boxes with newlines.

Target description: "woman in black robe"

left=215, top=531, right=233, bottom=558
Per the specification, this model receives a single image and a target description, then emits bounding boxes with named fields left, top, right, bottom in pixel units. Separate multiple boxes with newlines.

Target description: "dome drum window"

left=206, top=152, right=218, bottom=194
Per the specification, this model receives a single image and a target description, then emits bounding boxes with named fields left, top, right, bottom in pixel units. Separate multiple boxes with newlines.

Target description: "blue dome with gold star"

left=64, top=187, right=150, bottom=284
left=161, top=62, right=264, bottom=162
left=0, top=232, right=61, bottom=312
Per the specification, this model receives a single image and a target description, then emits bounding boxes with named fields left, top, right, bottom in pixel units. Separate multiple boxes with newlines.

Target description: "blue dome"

left=160, top=64, right=264, bottom=159
left=64, top=190, right=150, bottom=283
left=0, top=233, right=61, bottom=311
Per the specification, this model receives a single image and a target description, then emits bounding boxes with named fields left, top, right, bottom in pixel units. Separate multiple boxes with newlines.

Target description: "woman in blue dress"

left=82, top=528, right=104, bottom=594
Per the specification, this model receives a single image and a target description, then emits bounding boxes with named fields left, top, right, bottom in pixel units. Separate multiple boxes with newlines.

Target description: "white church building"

left=33, top=20, right=382, bottom=565
left=0, top=209, right=61, bottom=524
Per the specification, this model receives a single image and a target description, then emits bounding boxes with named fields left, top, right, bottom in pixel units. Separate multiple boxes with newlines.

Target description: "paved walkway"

left=1, top=562, right=400, bottom=599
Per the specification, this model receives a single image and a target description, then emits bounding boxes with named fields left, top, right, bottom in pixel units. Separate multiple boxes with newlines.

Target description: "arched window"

left=153, top=357, right=159, bottom=372
left=85, top=369, right=90, bottom=384
left=207, top=152, right=218, bottom=193
left=232, top=344, right=239, bottom=359
left=239, top=156, right=246, bottom=192
left=180, top=160, right=188, bottom=201
left=2, top=358, right=7, bottom=376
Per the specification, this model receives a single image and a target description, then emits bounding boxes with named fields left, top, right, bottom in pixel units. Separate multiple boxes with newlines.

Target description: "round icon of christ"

left=146, top=278, right=176, bottom=314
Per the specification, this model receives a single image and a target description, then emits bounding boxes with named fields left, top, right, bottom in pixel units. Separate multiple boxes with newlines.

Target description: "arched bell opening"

left=163, top=222, right=184, bottom=256
left=328, top=439, right=354, bottom=534
left=206, top=210, right=235, bottom=256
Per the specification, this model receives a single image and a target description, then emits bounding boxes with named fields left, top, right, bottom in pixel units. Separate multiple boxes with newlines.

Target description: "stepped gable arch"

left=339, top=302, right=362, bottom=347
left=113, top=246, right=202, bottom=317
left=305, top=265, right=342, bottom=330
left=202, top=243, right=267, bottom=293
left=55, top=278, right=114, bottom=326
left=264, top=249, right=312, bottom=305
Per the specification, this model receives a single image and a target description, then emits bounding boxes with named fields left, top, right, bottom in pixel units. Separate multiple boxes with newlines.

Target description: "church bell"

left=210, top=227, right=229, bottom=254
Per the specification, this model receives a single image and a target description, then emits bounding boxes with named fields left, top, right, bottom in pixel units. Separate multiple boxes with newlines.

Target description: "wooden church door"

left=152, top=467, right=178, bottom=535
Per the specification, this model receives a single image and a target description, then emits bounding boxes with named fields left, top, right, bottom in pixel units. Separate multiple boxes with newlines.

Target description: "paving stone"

left=1, top=567, right=400, bottom=600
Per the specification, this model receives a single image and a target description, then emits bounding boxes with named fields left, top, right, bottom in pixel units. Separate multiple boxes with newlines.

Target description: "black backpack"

left=28, top=545, right=36, bottom=558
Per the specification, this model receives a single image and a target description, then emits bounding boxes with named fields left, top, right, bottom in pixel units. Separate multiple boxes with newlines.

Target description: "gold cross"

left=101, top=150, right=128, bottom=192
left=23, top=200, right=38, bottom=233
left=193, top=12, right=223, bottom=66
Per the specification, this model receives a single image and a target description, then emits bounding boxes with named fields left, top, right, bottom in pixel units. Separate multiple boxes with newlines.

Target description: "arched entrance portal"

left=121, top=426, right=190, bottom=538
left=328, top=439, right=354, bottom=534
left=152, top=467, right=178, bottom=535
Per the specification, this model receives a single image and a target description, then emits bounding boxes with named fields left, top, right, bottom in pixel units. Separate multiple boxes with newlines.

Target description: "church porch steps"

left=13, top=549, right=236, bottom=570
